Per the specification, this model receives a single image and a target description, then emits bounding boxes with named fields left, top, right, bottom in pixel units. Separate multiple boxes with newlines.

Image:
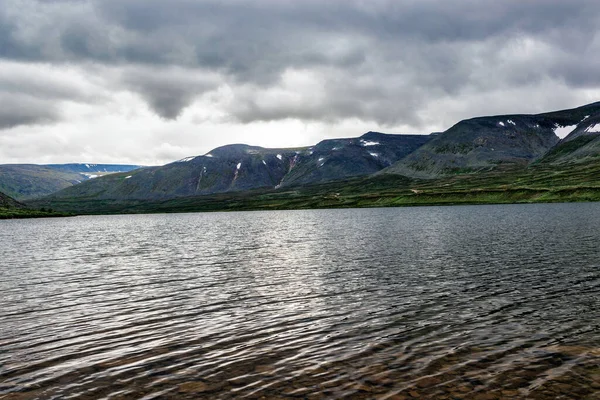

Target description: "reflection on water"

left=1, top=203, right=599, bottom=399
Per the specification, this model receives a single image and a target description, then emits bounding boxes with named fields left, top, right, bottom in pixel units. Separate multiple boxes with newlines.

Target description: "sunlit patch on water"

left=1, top=204, right=599, bottom=399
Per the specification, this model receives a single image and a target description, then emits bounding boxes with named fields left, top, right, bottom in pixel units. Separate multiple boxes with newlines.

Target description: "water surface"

left=1, top=203, right=599, bottom=399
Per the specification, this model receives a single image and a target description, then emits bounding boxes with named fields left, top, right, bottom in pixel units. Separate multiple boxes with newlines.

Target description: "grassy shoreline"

left=25, top=161, right=600, bottom=216
left=27, top=185, right=600, bottom=216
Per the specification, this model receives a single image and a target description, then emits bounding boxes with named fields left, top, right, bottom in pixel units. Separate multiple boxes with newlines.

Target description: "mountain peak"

left=207, top=144, right=266, bottom=158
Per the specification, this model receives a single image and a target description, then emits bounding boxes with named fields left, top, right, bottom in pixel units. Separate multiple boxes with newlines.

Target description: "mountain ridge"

left=43, top=132, right=432, bottom=201
left=20, top=101, right=600, bottom=211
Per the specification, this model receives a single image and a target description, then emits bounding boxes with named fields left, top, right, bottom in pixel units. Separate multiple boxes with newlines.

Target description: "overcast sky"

left=1, top=0, right=600, bottom=165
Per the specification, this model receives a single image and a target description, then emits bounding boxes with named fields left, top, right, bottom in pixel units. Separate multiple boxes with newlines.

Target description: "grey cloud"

left=0, top=61, right=108, bottom=130
left=119, top=68, right=222, bottom=119
left=0, top=93, right=61, bottom=129
left=1, top=0, right=600, bottom=129
left=1, top=67, right=94, bottom=101
left=8, top=1, right=597, bottom=69
left=550, top=61, right=600, bottom=88
left=227, top=66, right=436, bottom=128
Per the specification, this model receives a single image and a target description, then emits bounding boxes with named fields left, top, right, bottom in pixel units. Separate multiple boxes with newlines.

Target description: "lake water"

left=1, top=204, right=599, bottom=399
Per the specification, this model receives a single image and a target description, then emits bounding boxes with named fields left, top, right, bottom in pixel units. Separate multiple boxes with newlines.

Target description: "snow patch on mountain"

left=232, top=163, right=242, bottom=184
left=496, top=119, right=517, bottom=127
left=360, top=140, right=379, bottom=146
left=585, top=123, right=600, bottom=133
left=554, top=124, right=578, bottom=139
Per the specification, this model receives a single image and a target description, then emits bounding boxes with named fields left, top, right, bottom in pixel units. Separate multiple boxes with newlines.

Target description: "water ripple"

left=1, top=204, right=600, bottom=399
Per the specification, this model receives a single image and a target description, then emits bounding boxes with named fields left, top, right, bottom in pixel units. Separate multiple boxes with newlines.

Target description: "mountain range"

left=40, top=132, right=430, bottom=201
left=7, top=101, right=600, bottom=215
left=37, top=102, right=600, bottom=202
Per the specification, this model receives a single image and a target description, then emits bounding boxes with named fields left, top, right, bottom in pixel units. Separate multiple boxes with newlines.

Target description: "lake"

left=1, top=203, right=599, bottom=399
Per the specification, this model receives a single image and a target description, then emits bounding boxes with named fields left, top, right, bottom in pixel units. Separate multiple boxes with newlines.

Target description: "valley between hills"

left=2, top=102, right=600, bottom=218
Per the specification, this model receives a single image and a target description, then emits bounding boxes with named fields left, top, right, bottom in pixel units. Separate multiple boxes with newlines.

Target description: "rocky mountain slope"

left=282, top=132, right=431, bottom=186
left=42, top=132, right=432, bottom=201
left=383, top=102, right=600, bottom=178
left=0, top=163, right=142, bottom=200
left=536, top=112, right=600, bottom=165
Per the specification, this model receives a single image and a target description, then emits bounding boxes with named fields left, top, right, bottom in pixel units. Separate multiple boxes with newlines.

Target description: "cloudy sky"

left=1, top=0, right=600, bottom=165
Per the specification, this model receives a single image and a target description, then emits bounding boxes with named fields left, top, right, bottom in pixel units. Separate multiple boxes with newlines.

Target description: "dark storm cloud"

left=9, top=1, right=599, bottom=64
left=2, top=0, right=600, bottom=127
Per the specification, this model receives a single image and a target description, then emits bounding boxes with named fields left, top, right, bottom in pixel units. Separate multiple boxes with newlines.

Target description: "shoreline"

left=19, top=189, right=600, bottom=218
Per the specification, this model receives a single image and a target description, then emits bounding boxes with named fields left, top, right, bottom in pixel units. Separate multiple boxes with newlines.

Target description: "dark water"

left=1, top=203, right=599, bottom=399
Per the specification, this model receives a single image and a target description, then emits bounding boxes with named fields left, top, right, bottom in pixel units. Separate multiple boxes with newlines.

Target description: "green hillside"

left=383, top=102, right=600, bottom=177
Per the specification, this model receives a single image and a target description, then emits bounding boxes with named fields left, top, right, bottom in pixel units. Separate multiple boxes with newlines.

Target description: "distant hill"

left=41, top=132, right=432, bottom=201
left=382, top=102, right=600, bottom=178
left=0, top=164, right=142, bottom=200
left=45, top=163, right=143, bottom=175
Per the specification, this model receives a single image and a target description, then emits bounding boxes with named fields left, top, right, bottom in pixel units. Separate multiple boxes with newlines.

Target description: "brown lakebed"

left=1, top=204, right=599, bottom=399
left=1, top=343, right=598, bottom=399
